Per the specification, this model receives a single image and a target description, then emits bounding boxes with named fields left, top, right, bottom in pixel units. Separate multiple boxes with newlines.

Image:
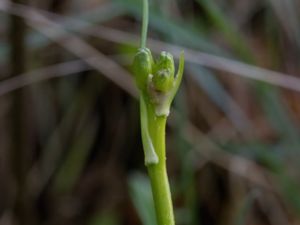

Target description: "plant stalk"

left=138, top=0, right=175, bottom=224
left=145, top=101, right=175, bottom=225
left=141, top=0, right=149, bottom=48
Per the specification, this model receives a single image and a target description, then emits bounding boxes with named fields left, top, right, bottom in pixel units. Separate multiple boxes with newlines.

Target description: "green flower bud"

left=132, top=48, right=184, bottom=117
left=152, top=51, right=175, bottom=92
left=132, top=48, right=153, bottom=90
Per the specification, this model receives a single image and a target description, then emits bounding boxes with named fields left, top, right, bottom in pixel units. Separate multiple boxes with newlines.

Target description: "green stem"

left=141, top=0, right=149, bottom=48
left=138, top=1, right=175, bottom=224
left=145, top=101, right=175, bottom=225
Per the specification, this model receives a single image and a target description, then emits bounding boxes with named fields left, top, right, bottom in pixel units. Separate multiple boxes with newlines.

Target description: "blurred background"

left=1, top=0, right=300, bottom=224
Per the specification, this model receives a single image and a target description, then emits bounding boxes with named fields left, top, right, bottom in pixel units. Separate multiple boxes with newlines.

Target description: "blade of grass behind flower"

left=266, top=0, right=300, bottom=49
left=188, top=65, right=251, bottom=132
left=52, top=119, right=98, bottom=193
left=195, top=0, right=254, bottom=62
left=128, top=173, right=157, bottom=225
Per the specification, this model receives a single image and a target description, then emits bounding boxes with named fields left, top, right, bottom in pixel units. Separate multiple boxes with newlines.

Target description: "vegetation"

left=0, top=0, right=300, bottom=225
left=132, top=1, right=184, bottom=224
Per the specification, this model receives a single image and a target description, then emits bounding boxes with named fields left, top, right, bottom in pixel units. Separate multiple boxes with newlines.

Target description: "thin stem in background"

left=141, top=0, right=149, bottom=48
left=0, top=59, right=90, bottom=96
